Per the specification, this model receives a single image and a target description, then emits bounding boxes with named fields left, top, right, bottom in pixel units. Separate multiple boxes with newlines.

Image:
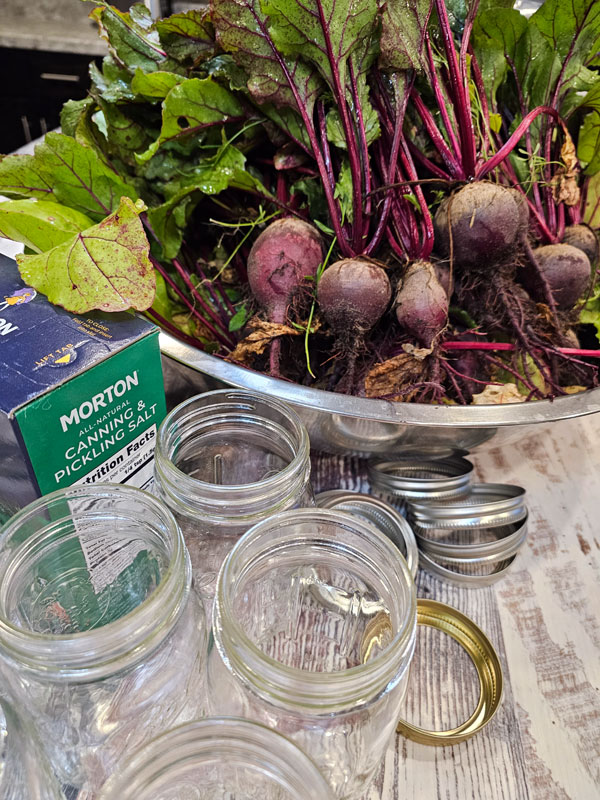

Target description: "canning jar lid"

left=415, top=515, right=528, bottom=562
left=368, top=456, right=473, bottom=500
left=315, top=490, right=419, bottom=577
left=395, top=599, right=503, bottom=744
left=409, top=483, right=527, bottom=529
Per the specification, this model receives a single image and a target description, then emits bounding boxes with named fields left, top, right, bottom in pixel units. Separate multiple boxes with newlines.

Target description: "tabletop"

left=311, top=415, right=600, bottom=800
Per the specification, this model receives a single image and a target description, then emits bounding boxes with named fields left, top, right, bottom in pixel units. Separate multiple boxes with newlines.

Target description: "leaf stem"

left=433, top=0, right=476, bottom=177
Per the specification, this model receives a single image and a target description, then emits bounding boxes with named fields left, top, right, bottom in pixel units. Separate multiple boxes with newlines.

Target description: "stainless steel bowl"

left=160, top=332, right=600, bottom=455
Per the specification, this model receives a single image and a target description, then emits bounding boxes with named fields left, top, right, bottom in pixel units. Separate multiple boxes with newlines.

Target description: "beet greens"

left=1, top=0, right=600, bottom=404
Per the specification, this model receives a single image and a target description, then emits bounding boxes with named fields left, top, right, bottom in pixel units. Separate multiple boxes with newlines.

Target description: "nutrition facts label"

left=74, top=425, right=157, bottom=492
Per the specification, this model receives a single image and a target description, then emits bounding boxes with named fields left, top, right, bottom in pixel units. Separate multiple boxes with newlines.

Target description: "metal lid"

left=409, top=483, right=527, bottom=529
left=396, top=599, right=503, bottom=745
left=368, top=457, right=473, bottom=500
left=415, top=515, right=528, bottom=562
left=417, top=548, right=518, bottom=587
left=371, top=445, right=471, bottom=460
left=314, top=491, right=418, bottom=578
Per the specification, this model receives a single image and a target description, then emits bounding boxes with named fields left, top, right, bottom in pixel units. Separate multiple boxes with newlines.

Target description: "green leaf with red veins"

left=89, top=3, right=173, bottom=74
left=0, top=155, right=56, bottom=202
left=379, top=0, right=433, bottom=72
left=136, top=77, right=245, bottom=163
left=262, top=0, right=378, bottom=90
left=531, top=0, right=600, bottom=64
left=211, top=0, right=322, bottom=116
left=16, top=197, right=155, bottom=314
left=472, top=9, right=527, bottom=108
left=0, top=133, right=137, bottom=220
left=131, top=68, right=185, bottom=99
left=155, top=9, right=215, bottom=63
left=0, top=200, right=93, bottom=253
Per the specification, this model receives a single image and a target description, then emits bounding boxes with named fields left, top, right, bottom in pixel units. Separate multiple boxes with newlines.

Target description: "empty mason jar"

left=0, top=484, right=207, bottom=798
left=0, top=691, right=65, bottom=800
left=97, top=717, right=334, bottom=800
left=208, top=508, right=417, bottom=800
left=153, top=390, right=314, bottom=607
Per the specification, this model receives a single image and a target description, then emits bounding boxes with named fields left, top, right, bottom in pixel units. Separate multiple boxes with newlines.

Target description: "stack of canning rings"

left=368, top=454, right=528, bottom=588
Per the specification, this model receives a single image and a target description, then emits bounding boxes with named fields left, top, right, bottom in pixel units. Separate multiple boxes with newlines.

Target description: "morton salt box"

left=0, top=253, right=167, bottom=513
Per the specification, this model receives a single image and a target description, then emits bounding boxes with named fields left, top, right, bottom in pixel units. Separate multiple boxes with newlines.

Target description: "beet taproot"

left=433, top=183, right=522, bottom=268
left=317, top=258, right=391, bottom=393
left=395, top=260, right=448, bottom=348
left=523, top=243, right=591, bottom=310
left=247, top=218, right=323, bottom=324
left=562, top=224, right=599, bottom=266
left=317, top=259, right=392, bottom=335
left=247, top=217, right=323, bottom=376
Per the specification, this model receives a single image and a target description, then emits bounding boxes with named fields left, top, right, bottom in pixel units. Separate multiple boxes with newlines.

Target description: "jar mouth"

left=154, top=390, right=311, bottom=519
left=0, top=484, right=190, bottom=679
left=97, top=717, right=334, bottom=800
left=214, top=508, right=417, bottom=711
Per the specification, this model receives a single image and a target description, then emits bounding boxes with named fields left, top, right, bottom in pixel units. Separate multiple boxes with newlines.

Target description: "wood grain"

left=311, top=414, right=600, bottom=800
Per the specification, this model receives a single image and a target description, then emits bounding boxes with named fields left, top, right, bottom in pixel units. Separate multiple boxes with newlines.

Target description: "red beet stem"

left=443, top=341, right=600, bottom=358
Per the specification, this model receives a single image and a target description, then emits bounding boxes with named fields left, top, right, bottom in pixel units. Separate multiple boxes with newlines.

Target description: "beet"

left=247, top=217, right=323, bottom=324
left=562, top=224, right=599, bottom=266
left=523, top=243, right=591, bottom=310
left=395, top=260, right=448, bottom=348
left=317, top=259, right=392, bottom=335
left=247, top=217, right=323, bottom=376
left=317, top=259, right=391, bottom=393
left=433, top=183, right=522, bottom=268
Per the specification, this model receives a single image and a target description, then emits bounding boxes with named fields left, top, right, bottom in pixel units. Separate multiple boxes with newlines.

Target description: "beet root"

left=247, top=217, right=323, bottom=324
left=434, top=183, right=522, bottom=268
left=395, top=260, right=448, bottom=349
left=247, top=217, right=322, bottom=377
left=317, top=259, right=391, bottom=393
left=317, top=259, right=392, bottom=335
left=523, top=243, right=591, bottom=310
left=562, top=224, right=599, bottom=266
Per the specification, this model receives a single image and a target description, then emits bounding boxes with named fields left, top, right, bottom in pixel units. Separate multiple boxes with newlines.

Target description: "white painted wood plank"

left=312, top=413, right=600, bottom=800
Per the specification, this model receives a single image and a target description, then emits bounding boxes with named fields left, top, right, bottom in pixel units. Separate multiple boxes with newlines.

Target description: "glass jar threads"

left=98, top=717, right=334, bottom=800
left=153, top=390, right=314, bottom=605
left=208, top=508, right=417, bottom=800
left=0, top=484, right=207, bottom=797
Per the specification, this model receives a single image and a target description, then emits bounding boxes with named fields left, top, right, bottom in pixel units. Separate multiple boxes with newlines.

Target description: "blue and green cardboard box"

left=0, top=253, right=167, bottom=516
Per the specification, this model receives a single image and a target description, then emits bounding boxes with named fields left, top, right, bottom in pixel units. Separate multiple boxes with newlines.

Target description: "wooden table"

left=311, top=415, right=600, bottom=800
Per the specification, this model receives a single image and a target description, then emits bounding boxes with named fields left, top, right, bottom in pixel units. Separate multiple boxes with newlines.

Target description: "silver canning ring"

left=367, top=457, right=473, bottom=501
left=409, top=483, right=527, bottom=529
left=414, top=515, right=528, bottom=562
left=418, top=549, right=518, bottom=587
left=314, top=491, right=419, bottom=578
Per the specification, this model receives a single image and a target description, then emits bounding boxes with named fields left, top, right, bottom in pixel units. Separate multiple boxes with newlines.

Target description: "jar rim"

left=154, top=390, right=311, bottom=517
left=97, top=717, right=334, bottom=800
left=0, top=483, right=191, bottom=679
left=214, top=508, right=417, bottom=710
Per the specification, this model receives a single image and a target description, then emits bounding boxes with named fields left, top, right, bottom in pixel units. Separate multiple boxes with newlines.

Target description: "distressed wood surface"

left=311, top=414, right=600, bottom=800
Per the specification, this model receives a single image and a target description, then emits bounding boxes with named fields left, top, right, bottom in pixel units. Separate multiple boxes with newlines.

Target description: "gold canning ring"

left=395, top=598, right=503, bottom=746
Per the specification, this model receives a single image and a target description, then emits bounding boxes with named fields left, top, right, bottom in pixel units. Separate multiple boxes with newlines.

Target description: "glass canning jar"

left=97, top=717, right=335, bottom=800
left=0, top=691, right=65, bottom=800
left=153, top=390, right=314, bottom=607
left=208, top=508, right=417, bottom=800
left=0, top=484, right=207, bottom=798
